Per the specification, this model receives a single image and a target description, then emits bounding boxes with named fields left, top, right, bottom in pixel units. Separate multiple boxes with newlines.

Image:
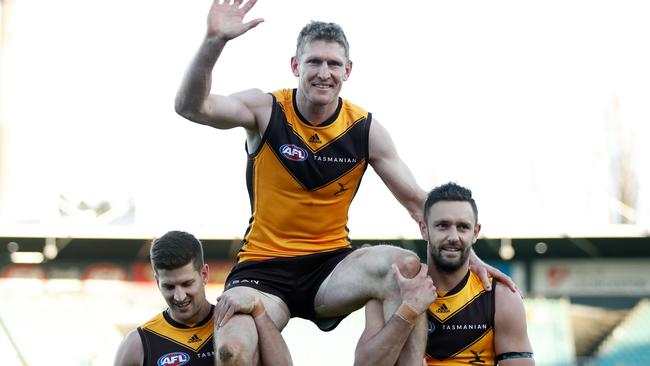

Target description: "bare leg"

left=214, top=287, right=290, bottom=366
left=384, top=255, right=428, bottom=366
left=215, top=314, right=259, bottom=366
left=314, top=245, right=427, bottom=366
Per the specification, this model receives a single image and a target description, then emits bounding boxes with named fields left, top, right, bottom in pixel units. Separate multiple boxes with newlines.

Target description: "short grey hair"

left=296, top=21, right=350, bottom=61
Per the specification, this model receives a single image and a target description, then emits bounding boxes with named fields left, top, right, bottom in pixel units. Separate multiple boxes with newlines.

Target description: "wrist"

left=395, top=303, right=419, bottom=325
left=202, top=34, right=228, bottom=49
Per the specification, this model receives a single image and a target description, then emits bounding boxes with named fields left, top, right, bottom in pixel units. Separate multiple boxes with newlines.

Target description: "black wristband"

left=495, top=352, right=533, bottom=362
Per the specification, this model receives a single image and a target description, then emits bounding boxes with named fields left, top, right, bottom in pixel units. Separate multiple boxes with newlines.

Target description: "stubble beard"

left=430, top=245, right=471, bottom=274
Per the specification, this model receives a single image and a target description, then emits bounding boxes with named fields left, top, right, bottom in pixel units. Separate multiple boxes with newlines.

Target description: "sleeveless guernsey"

left=239, top=88, right=372, bottom=262
left=425, top=272, right=496, bottom=366
left=137, top=306, right=215, bottom=366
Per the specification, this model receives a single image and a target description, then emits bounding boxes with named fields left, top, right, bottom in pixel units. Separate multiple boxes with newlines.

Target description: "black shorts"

left=224, top=247, right=354, bottom=331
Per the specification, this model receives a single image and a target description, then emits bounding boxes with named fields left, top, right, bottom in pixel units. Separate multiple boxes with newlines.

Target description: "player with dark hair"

left=355, top=183, right=534, bottom=366
left=113, top=230, right=292, bottom=366
left=175, top=1, right=515, bottom=364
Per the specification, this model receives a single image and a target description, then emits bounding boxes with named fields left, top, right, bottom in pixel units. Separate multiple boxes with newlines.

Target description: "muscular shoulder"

left=230, top=88, right=273, bottom=133
left=495, top=282, right=524, bottom=311
left=495, top=282, right=526, bottom=328
left=367, top=118, right=390, bottom=161
left=114, top=329, right=143, bottom=366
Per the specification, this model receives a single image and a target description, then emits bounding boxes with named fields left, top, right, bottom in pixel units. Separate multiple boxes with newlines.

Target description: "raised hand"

left=206, top=0, right=264, bottom=40
left=393, top=263, right=436, bottom=314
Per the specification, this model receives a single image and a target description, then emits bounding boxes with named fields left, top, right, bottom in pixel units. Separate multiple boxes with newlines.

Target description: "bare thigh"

left=221, top=286, right=291, bottom=329
left=313, top=245, right=419, bottom=317
left=214, top=287, right=292, bottom=364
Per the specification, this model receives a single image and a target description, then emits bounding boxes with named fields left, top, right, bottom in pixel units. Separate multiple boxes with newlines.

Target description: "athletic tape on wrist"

left=395, top=303, right=419, bottom=325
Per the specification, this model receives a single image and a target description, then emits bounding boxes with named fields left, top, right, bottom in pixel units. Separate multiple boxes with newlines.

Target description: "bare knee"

left=216, top=339, right=258, bottom=366
left=215, top=315, right=259, bottom=366
left=365, top=245, right=421, bottom=279
left=395, top=251, right=421, bottom=279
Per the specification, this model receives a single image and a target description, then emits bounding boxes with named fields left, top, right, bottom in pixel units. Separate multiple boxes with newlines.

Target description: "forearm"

left=498, top=357, right=535, bottom=366
left=252, top=303, right=293, bottom=366
left=355, top=314, right=415, bottom=366
left=175, top=36, right=227, bottom=118
left=406, top=186, right=427, bottom=223
left=380, top=161, right=426, bottom=223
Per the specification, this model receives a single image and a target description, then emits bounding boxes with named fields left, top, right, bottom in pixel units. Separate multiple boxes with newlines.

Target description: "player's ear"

left=343, top=60, right=353, bottom=81
left=419, top=220, right=428, bottom=241
left=291, top=56, right=299, bottom=77
left=472, top=223, right=481, bottom=243
left=201, top=264, right=209, bottom=285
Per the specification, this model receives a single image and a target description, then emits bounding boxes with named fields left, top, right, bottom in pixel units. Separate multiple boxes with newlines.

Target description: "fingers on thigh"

left=319, top=246, right=420, bottom=301
left=220, top=286, right=290, bottom=329
left=343, top=245, right=419, bottom=277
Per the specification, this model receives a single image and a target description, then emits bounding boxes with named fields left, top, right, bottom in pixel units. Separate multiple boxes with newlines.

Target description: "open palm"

left=207, top=0, right=264, bottom=40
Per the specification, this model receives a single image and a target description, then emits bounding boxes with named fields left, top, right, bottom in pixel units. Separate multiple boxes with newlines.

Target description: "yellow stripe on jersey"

left=140, top=312, right=213, bottom=352
left=238, top=88, right=371, bottom=262
left=426, top=272, right=496, bottom=366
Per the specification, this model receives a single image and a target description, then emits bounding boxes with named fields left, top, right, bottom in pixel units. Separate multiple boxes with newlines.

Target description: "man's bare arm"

left=369, top=119, right=517, bottom=291
left=368, top=119, right=427, bottom=223
left=174, top=0, right=269, bottom=131
left=354, top=264, right=435, bottom=366
left=216, top=292, right=292, bottom=365
left=493, top=284, right=535, bottom=365
left=252, top=300, right=293, bottom=366
left=113, top=330, right=143, bottom=366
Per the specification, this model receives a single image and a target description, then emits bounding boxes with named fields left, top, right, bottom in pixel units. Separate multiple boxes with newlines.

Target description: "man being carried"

left=175, top=1, right=514, bottom=364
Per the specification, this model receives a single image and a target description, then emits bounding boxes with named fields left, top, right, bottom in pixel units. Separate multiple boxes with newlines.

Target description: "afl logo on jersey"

left=428, top=320, right=436, bottom=334
left=279, top=144, right=308, bottom=161
left=157, top=352, right=190, bottom=366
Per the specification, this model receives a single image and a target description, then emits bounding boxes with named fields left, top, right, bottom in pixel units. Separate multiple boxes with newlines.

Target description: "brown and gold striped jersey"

left=137, top=306, right=214, bottom=366
left=239, top=88, right=372, bottom=262
left=426, top=272, right=496, bottom=366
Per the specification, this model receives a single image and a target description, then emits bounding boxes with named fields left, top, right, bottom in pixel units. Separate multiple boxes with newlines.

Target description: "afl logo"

left=157, top=352, right=190, bottom=366
left=428, top=320, right=436, bottom=334
left=280, top=144, right=308, bottom=161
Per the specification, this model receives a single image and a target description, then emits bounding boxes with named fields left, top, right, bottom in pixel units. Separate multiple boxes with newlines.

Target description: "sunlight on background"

left=2, top=1, right=650, bottom=366
left=1, top=0, right=649, bottom=240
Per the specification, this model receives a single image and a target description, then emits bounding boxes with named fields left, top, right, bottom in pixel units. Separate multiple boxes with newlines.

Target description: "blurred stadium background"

left=1, top=0, right=649, bottom=365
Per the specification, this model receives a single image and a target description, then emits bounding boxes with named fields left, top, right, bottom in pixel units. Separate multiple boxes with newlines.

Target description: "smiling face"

left=155, top=261, right=208, bottom=325
left=421, top=201, right=481, bottom=273
left=291, top=40, right=352, bottom=112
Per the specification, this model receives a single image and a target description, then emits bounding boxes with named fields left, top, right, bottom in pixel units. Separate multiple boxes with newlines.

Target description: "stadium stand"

left=525, top=297, right=577, bottom=366
left=0, top=279, right=108, bottom=365
left=571, top=303, right=629, bottom=359
left=1, top=236, right=648, bottom=365
left=594, top=299, right=650, bottom=366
